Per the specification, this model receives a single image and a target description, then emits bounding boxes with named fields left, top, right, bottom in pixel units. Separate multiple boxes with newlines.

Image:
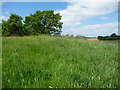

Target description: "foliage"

left=110, top=33, right=117, bottom=37
left=24, top=10, right=63, bottom=35
left=2, top=14, right=23, bottom=36
left=2, top=10, right=63, bottom=36
left=97, top=33, right=120, bottom=40
left=0, top=23, right=2, bottom=37
left=3, top=35, right=118, bottom=88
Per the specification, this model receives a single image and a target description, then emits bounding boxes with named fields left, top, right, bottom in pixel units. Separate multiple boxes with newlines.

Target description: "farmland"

left=2, top=35, right=118, bottom=88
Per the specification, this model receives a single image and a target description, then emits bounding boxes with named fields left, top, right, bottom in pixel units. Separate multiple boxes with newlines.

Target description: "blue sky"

left=2, top=2, right=68, bottom=17
left=1, top=1, right=119, bottom=37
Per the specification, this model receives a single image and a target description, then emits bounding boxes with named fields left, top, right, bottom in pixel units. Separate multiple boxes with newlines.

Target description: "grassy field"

left=2, top=35, right=118, bottom=88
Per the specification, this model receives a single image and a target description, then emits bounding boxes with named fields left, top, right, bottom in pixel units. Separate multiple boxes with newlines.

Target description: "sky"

left=0, top=0, right=119, bottom=37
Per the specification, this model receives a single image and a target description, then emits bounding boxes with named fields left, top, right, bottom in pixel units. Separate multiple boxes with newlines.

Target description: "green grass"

left=2, top=35, right=118, bottom=88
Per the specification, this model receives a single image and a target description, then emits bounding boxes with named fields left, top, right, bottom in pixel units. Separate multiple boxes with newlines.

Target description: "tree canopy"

left=2, top=10, right=63, bottom=36
left=2, top=14, right=23, bottom=36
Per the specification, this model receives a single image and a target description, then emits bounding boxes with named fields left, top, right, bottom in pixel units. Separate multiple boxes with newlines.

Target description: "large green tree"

left=2, top=10, right=63, bottom=36
left=24, top=10, right=63, bottom=35
left=2, top=14, right=23, bottom=36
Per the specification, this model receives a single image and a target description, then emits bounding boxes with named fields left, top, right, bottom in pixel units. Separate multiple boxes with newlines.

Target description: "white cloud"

left=57, top=0, right=118, bottom=26
left=65, top=0, right=119, bottom=2
left=62, top=22, right=118, bottom=37
left=2, top=0, right=119, bottom=2
left=0, top=16, right=9, bottom=23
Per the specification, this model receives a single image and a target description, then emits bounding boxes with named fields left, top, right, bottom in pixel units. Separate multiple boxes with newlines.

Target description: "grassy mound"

left=2, top=35, right=118, bottom=88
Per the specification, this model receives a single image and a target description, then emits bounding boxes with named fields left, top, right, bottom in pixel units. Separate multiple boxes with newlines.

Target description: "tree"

left=110, top=33, right=117, bottom=37
left=2, top=10, right=63, bottom=36
left=24, top=10, right=63, bottom=35
left=2, top=14, right=23, bottom=36
left=2, top=20, right=9, bottom=36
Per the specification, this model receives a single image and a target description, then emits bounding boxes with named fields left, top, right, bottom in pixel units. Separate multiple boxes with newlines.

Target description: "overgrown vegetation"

left=2, top=10, right=63, bottom=36
left=3, top=35, right=118, bottom=88
left=97, top=33, right=120, bottom=40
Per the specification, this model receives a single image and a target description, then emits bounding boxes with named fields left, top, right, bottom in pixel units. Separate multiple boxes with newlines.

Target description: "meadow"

left=2, top=35, right=118, bottom=88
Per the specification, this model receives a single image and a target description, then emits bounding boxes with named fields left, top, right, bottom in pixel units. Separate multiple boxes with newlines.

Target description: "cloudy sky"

left=0, top=0, right=119, bottom=37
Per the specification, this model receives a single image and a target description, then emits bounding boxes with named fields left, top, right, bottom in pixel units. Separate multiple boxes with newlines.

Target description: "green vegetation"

left=0, top=23, right=2, bottom=36
left=3, top=35, right=118, bottom=88
left=0, top=23, right=1, bottom=89
left=2, top=14, right=23, bottom=36
left=98, top=33, right=120, bottom=40
left=63, top=34, right=87, bottom=39
left=2, top=10, right=63, bottom=36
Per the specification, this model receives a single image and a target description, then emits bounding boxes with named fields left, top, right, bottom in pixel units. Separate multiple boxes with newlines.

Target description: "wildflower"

left=98, top=76, right=101, bottom=80
left=49, top=86, right=52, bottom=88
left=20, top=73, right=23, bottom=77
left=8, top=79, right=10, bottom=83
left=91, top=76, right=94, bottom=80
left=34, top=78, right=37, bottom=81
left=22, top=79, right=25, bottom=82
left=28, top=81, right=30, bottom=84
left=88, top=83, right=92, bottom=87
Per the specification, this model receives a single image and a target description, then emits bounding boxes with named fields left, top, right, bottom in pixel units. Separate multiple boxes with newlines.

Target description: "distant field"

left=87, top=38, right=120, bottom=44
left=2, top=35, right=118, bottom=88
left=87, top=38, right=99, bottom=41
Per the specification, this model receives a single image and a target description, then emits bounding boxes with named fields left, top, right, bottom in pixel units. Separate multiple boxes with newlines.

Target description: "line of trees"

left=2, top=10, right=63, bottom=36
left=97, top=33, right=120, bottom=40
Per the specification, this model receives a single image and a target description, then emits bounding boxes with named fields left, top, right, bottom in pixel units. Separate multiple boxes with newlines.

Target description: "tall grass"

left=2, top=35, right=118, bottom=88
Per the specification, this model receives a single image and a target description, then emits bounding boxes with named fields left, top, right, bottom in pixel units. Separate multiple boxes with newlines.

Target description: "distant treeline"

left=2, top=10, right=63, bottom=37
left=97, top=33, right=120, bottom=40
left=62, top=34, right=87, bottom=39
